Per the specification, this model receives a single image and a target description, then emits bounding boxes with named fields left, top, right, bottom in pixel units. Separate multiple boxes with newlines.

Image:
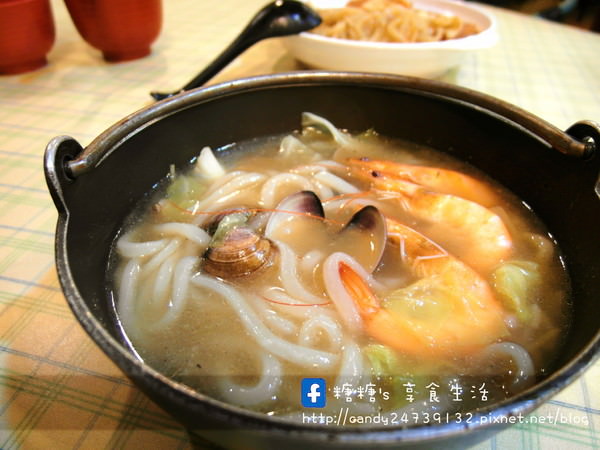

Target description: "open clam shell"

left=340, top=205, right=387, bottom=273
left=265, top=191, right=386, bottom=272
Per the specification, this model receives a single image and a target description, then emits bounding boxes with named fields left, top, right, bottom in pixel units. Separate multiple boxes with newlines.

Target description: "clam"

left=264, top=190, right=324, bottom=239
left=339, top=205, right=386, bottom=273
left=203, top=226, right=274, bottom=278
left=265, top=191, right=386, bottom=272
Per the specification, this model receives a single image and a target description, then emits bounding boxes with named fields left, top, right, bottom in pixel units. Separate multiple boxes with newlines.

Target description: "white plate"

left=283, top=0, right=498, bottom=78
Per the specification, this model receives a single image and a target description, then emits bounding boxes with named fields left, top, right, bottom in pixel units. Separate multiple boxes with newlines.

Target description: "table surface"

left=0, top=0, right=599, bottom=448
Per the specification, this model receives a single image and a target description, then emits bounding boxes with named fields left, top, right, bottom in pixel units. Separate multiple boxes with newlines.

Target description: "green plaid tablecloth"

left=0, top=0, right=598, bottom=448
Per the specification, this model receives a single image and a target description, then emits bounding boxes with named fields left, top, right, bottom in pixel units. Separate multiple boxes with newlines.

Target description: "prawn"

left=347, top=157, right=500, bottom=207
left=336, top=218, right=508, bottom=358
left=347, top=160, right=512, bottom=273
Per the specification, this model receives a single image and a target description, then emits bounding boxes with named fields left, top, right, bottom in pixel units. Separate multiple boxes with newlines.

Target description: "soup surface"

left=109, top=113, right=570, bottom=423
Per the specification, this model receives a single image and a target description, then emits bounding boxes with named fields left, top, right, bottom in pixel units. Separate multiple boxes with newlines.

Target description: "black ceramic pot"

left=44, top=72, right=600, bottom=449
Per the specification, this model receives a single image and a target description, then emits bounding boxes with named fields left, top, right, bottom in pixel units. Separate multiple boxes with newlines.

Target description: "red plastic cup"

left=0, top=0, right=55, bottom=75
left=64, top=0, right=162, bottom=63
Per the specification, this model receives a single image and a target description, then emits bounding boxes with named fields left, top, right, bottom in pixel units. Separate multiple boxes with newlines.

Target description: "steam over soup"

left=110, top=113, right=570, bottom=421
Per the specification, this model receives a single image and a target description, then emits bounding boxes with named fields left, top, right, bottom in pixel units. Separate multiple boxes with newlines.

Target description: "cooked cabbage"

left=492, top=261, right=541, bottom=322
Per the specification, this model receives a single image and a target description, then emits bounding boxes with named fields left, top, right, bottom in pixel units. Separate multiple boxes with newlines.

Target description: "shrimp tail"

left=339, top=261, right=380, bottom=318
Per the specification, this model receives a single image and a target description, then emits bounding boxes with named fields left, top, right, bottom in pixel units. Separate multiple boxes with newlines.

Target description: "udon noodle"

left=110, top=113, right=570, bottom=422
left=311, top=0, right=480, bottom=43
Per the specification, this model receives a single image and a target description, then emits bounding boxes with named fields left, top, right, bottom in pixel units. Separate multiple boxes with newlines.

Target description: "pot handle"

left=564, top=120, right=600, bottom=159
left=563, top=121, right=600, bottom=200
left=44, top=135, right=84, bottom=214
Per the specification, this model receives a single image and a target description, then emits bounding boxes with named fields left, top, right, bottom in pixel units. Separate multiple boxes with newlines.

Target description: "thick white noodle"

left=202, top=170, right=245, bottom=196
left=290, top=165, right=326, bottom=176
left=300, top=249, right=325, bottom=275
left=287, top=166, right=334, bottom=198
left=116, top=233, right=168, bottom=258
left=274, top=240, right=329, bottom=305
left=291, top=161, right=346, bottom=175
left=117, top=258, right=141, bottom=330
left=195, top=172, right=265, bottom=211
left=313, top=171, right=360, bottom=194
left=152, top=256, right=175, bottom=308
left=136, top=271, right=156, bottom=308
left=219, top=353, right=283, bottom=406
left=181, top=238, right=204, bottom=259
left=153, top=223, right=211, bottom=247
left=141, top=238, right=181, bottom=276
left=481, top=342, right=535, bottom=391
left=261, top=288, right=335, bottom=320
left=336, top=339, right=364, bottom=381
left=248, top=295, right=298, bottom=336
left=298, top=315, right=343, bottom=353
left=260, top=173, right=314, bottom=207
left=334, top=339, right=371, bottom=410
left=311, top=180, right=334, bottom=200
left=151, top=256, right=198, bottom=329
left=191, top=274, right=339, bottom=368
left=191, top=204, right=226, bottom=227
left=322, top=252, right=370, bottom=333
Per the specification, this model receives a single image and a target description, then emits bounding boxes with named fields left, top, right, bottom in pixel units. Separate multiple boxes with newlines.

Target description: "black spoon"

left=150, top=0, right=321, bottom=101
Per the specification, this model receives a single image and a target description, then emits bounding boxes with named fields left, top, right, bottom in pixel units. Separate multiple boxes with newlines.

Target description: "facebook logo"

left=301, top=378, right=326, bottom=408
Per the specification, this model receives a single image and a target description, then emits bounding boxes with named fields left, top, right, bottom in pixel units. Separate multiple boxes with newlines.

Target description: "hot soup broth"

left=110, top=113, right=570, bottom=421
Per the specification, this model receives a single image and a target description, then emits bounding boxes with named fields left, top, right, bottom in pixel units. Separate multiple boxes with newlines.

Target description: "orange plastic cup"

left=64, top=0, right=162, bottom=63
left=0, top=0, right=55, bottom=75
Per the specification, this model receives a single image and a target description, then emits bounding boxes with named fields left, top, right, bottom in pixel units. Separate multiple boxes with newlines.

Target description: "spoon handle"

left=150, top=26, right=258, bottom=101
left=178, top=37, right=256, bottom=93
left=150, top=0, right=321, bottom=101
